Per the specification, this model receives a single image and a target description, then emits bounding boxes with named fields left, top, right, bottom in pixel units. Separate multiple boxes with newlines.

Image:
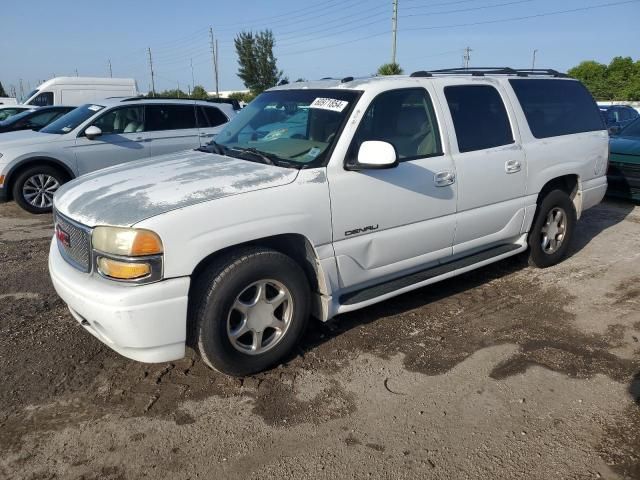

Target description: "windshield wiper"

left=228, top=146, right=277, bottom=166
left=198, top=140, right=226, bottom=155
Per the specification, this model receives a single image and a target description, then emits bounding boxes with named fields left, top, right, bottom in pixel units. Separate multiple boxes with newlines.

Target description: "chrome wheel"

left=541, top=207, right=567, bottom=254
left=227, top=279, right=293, bottom=355
left=22, top=174, right=60, bottom=209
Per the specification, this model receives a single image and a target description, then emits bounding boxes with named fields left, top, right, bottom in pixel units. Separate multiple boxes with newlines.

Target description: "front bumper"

left=48, top=238, right=191, bottom=363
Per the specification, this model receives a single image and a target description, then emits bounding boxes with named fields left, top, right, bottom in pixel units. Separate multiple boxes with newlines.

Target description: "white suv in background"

left=49, top=68, right=608, bottom=376
left=0, top=98, right=235, bottom=213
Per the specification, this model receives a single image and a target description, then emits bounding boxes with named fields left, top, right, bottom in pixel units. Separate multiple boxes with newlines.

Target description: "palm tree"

left=377, top=63, right=404, bottom=75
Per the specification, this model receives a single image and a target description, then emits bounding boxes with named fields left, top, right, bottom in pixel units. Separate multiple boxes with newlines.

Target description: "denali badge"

left=345, top=224, right=379, bottom=236
left=55, top=224, right=71, bottom=248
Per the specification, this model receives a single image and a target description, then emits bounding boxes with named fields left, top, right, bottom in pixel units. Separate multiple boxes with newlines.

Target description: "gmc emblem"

left=55, top=224, right=71, bottom=248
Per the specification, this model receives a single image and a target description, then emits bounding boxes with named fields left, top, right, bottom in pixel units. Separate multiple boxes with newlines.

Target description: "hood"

left=0, top=130, right=60, bottom=149
left=54, top=150, right=300, bottom=227
left=610, top=136, right=640, bottom=157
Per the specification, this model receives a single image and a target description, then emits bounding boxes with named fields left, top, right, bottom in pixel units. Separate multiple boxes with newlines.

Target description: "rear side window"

left=509, top=79, right=604, bottom=138
left=197, top=106, right=228, bottom=127
left=145, top=104, right=198, bottom=131
left=444, top=85, right=514, bottom=153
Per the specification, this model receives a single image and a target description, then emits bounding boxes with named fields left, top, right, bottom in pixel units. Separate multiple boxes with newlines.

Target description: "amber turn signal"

left=97, top=257, right=151, bottom=280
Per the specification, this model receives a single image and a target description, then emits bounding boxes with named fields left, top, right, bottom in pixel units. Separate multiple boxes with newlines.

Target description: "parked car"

left=607, top=117, right=640, bottom=201
left=0, top=98, right=235, bottom=213
left=599, top=105, right=639, bottom=134
left=0, top=106, right=75, bottom=134
left=48, top=69, right=608, bottom=376
left=23, top=77, right=138, bottom=106
left=0, top=105, right=34, bottom=121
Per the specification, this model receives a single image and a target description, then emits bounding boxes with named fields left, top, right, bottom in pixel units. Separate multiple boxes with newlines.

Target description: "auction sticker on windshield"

left=310, top=98, right=349, bottom=113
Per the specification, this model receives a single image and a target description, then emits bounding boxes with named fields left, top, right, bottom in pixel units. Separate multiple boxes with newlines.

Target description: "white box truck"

left=23, top=77, right=138, bottom=106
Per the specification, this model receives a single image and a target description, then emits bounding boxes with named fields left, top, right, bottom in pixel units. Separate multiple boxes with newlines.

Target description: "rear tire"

left=12, top=165, right=66, bottom=214
left=191, top=247, right=310, bottom=376
left=527, top=189, right=577, bottom=268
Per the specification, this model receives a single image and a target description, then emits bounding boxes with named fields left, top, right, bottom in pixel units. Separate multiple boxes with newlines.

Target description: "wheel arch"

left=4, top=157, right=75, bottom=201
left=187, top=233, right=329, bottom=330
left=536, top=173, right=580, bottom=213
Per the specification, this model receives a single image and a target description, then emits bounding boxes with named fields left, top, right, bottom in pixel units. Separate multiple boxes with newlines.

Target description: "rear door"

left=196, top=105, right=230, bottom=145
left=438, top=82, right=526, bottom=255
left=73, top=105, right=152, bottom=174
left=145, top=103, right=201, bottom=156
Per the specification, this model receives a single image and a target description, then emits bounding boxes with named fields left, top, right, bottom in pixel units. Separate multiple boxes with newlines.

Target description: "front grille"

left=54, top=210, right=92, bottom=272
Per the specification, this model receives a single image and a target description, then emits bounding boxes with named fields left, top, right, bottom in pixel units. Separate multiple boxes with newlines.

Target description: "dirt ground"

left=0, top=198, right=639, bottom=480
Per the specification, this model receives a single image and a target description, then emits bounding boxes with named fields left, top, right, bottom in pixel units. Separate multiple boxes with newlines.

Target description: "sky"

left=1, top=0, right=639, bottom=97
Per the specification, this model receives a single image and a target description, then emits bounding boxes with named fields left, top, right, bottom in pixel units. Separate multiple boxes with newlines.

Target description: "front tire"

left=12, top=165, right=66, bottom=214
left=527, top=189, right=577, bottom=268
left=191, top=247, right=310, bottom=376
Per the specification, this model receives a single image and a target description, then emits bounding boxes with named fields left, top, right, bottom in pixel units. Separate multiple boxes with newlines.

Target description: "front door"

left=439, top=83, right=527, bottom=255
left=74, top=105, right=151, bottom=175
left=328, top=87, right=458, bottom=290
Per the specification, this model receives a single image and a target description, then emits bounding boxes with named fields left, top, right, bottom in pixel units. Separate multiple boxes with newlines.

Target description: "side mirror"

left=85, top=125, right=102, bottom=140
left=347, top=140, right=398, bottom=170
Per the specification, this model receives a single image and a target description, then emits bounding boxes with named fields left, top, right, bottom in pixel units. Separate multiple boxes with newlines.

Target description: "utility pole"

left=75, top=69, right=79, bottom=77
left=391, top=0, right=398, bottom=65
left=147, top=47, right=156, bottom=97
left=209, top=27, right=219, bottom=97
left=531, top=49, right=538, bottom=70
left=19, top=79, right=24, bottom=100
left=190, top=58, right=195, bottom=91
left=108, top=59, right=113, bottom=77
left=463, top=47, right=472, bottom=69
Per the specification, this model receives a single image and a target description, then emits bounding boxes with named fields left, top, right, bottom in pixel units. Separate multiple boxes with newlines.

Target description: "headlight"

left=93, top=226, right=163, bottom=256
left=92, top=227, right=163, bottom=283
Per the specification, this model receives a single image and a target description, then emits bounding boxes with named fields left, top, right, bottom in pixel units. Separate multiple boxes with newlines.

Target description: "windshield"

left=620, top=117, right=640, bottom=137
left=40, top=104, right=104, bottom=134
left=213, top=89, right=360, bottom=167
left=23, top=89, right=38, bottom=103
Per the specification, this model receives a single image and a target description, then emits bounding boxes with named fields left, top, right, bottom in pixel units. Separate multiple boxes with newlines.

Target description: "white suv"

left=48, top=68, right=608, bottom=376
left=0, top=98, right=235, bottom=213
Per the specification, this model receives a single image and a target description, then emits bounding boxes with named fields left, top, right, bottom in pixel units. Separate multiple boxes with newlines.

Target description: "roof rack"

left=409, top=67, right=568, bottom=78
left=119, top=96, right=241, bottom=110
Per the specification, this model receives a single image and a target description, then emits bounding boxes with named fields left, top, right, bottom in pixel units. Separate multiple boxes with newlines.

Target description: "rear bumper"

left=579, top=176, right=607, bottom=213
left=48, top=238, right=191, bottom=363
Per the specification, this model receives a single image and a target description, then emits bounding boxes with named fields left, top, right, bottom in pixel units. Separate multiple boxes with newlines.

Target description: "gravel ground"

left=0, top=199, right=639, bottom=480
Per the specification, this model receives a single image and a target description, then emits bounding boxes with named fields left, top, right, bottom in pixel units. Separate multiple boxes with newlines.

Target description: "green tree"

left=234, top=29, right=283, bottom=94
left=568, top=57, right=640, bottom=100
left=568, top=61, right=610, bottom=99
left=228, top=91, right=256, bottom=103
left=156, top=88, right=188, bottom=98
left=0, top=81, right=7, bottom=97
left=191, top=85, right=209, bottom=99
left=377, top=63, right=403, bottom=75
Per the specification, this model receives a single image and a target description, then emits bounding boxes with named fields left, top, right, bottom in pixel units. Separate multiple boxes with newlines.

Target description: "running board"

left=339, top=244, right=522, bottom=306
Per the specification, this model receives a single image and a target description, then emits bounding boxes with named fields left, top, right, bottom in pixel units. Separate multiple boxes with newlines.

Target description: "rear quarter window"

left=509, top=79, right=605, bottom=139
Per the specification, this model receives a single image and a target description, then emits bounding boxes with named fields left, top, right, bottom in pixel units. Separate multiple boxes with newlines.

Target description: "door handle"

left=434, top=170, right=455, bottom=187
left=505, top=159, right=522, bottom=174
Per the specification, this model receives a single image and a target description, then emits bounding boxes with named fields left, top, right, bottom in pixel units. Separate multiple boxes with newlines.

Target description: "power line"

left=404, top=0, right=535, bottom=18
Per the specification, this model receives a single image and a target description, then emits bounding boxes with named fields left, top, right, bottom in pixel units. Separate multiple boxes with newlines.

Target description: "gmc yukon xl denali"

left=48, top=68, right=609, bottom=376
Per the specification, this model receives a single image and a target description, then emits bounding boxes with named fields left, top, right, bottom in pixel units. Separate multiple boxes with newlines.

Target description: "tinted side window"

left=444, top=85, right=514, bottom=153
left=352, top=88, right=442, bottom=160
left=509, top=79, right=604, bottom=138
left=30, top=92, right=54, bottom=106
left=146, top=104, right=197, bottom=131
left=202, top=106, right=228, bottom=127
